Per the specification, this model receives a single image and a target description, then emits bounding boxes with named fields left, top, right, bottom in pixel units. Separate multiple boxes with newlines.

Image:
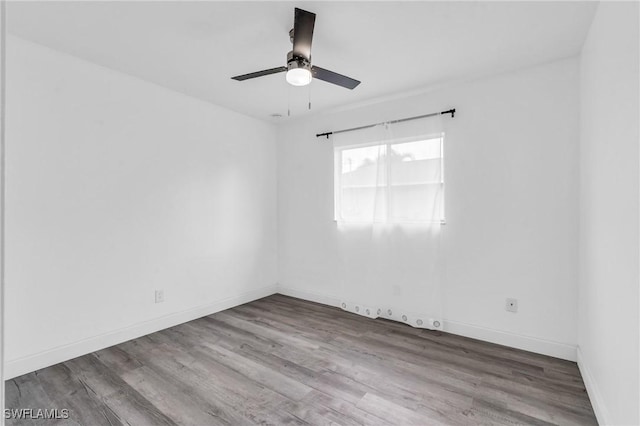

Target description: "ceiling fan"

left=231, top=8, right=361, bottom=90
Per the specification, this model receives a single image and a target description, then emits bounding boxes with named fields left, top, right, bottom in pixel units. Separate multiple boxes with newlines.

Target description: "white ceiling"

left=7, top=1, right=597, bottom=122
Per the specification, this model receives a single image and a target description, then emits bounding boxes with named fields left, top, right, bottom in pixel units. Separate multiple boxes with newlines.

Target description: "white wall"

left=578, top=3, right=639, bottom=425
left=0, top=1, right=6, bottom=421
left=4, top=36, right=278, bottom=377
left=278, top=57, right=580, bottom=360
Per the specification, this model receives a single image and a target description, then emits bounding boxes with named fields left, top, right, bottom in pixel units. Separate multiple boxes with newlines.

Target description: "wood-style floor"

left=6, top=294, right=596, bottom=425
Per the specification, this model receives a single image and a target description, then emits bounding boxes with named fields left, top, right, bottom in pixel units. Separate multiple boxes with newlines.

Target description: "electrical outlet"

left=506, top=298, right=518, bottom=313
left=155, top=290, right=164, bottom=304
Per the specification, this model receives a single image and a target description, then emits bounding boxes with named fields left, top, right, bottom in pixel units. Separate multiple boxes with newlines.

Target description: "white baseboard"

left=577, top=346, right=608, bottom=425
left=443, top=319, right=576, bottom=361
left=5, top=284, right=278, bottom=379
left=277, top=286, right=577, bottom=362
left=277, top=285, right=341, bottom=308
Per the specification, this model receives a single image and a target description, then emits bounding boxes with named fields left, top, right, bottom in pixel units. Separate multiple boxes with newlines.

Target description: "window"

left=334, top=133, right=444, bottom=224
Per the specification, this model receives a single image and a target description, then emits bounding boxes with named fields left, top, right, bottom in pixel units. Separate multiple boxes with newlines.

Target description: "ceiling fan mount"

left=231, top=8, right=361, bottom=90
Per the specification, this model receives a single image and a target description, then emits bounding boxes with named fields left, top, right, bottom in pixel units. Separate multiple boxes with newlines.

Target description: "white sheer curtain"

left=334, top=116, right=445, bottom=224
left=333, top=115, right=446, bottom=329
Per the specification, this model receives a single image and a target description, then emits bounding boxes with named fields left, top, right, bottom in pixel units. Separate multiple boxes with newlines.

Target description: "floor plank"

left=5, top=294, right=597, bottom=425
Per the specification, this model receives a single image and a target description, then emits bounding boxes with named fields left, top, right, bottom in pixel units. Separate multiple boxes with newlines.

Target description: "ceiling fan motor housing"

left=287, top=50, right=311, bottom=72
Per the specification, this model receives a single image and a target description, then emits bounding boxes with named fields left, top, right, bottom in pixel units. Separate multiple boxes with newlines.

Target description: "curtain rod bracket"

left=316, top=132, right=333, bottom=139
left=441, top=108, right=455, bottom=118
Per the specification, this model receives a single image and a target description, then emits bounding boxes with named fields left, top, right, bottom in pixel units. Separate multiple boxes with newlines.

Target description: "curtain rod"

left=315, top=108, right=455, bottom=139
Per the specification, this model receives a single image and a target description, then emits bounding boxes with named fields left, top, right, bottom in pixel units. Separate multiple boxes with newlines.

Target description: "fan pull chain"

left=308, top=85, right=311, bottom=110
left=288, top=84, right=291, bottom=117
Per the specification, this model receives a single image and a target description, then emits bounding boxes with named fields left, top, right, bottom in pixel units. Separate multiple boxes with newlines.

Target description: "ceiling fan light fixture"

left=286, top=68, right=312, bottom=86
left=286, top=58, right=312, bottom=86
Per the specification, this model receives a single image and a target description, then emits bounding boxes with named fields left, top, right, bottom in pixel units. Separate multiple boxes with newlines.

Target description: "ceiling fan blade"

left=311, top=66, right=361, bottom=89
left=231, top=66, right=287, bottom=81
left=292, top=8, right=316, bottom=61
